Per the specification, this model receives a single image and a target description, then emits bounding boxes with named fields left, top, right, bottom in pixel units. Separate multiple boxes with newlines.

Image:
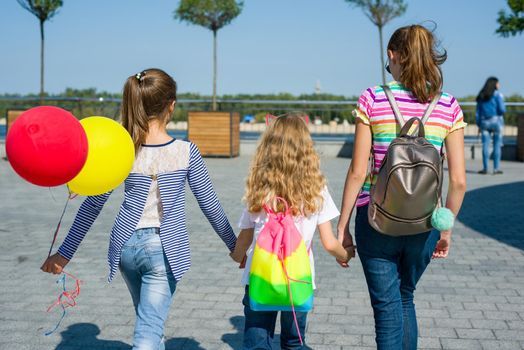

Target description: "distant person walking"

left=476, top=77, right=506, bottom=174
left=336, top=25, right=467, bottom=349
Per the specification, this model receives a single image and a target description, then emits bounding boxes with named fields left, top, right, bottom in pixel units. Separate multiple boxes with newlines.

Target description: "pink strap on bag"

left=262, top=196, right=309, bottom=345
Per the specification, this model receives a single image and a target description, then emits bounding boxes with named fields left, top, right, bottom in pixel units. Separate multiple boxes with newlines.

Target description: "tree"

left=17, top=0, right=63, bottom=101
left=496, top=0, right=524, bottom=37
left=175, top=0, right=243, bottom=111
left=345, top=0, right=407, bottom=85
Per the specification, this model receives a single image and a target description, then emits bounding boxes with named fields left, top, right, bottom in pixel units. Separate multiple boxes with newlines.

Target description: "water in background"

left=0, top=125, right=352, bottom=142
left=0, top=124, right=514, bottom=144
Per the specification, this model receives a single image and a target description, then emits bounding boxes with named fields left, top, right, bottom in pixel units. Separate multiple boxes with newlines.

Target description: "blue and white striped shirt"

left=57, top=140, right=237, bottom=282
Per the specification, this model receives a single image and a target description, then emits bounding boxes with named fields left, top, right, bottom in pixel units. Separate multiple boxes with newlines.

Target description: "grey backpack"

left=368, top=86, right=443, bottom=236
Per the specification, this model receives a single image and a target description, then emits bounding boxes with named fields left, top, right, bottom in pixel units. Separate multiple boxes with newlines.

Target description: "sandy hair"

left=244, top=112, right=326, bottom=216
left=388, top=24, right=447, bottom=103
left=121, top=68, right=177, bottom=152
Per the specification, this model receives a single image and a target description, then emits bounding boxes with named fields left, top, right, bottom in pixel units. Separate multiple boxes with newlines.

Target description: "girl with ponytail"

left=336, top=25, right=467, bottom=349
left=41, top=68, right=237, bottom=349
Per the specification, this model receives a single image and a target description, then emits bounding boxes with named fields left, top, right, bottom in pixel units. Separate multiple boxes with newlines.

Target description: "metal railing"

left=1, top=96, right=523, bottom=132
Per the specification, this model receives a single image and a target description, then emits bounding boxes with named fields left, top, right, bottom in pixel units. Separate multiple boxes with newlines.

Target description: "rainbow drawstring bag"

left=249, top=197, right=313, bottom=330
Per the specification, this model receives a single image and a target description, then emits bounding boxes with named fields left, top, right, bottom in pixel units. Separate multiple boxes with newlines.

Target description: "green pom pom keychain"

left=431, top=207, right=455, bottom=231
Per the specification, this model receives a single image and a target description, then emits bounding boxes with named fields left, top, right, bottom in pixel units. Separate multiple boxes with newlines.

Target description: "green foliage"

left=17, top=0, right=63, bottom=22
left=345, top=0, right=407, bottom=27
left=1, top=89, right=522, bottom=127
left=174, top=0, right=243, bottom=32
left=496, top=0, right=524, bottom=37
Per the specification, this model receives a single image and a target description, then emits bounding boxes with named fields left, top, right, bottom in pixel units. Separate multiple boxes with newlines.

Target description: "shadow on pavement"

left=221, top=315, right=314, bottom=350
left=221, top=315, right=244, bottom=349
left=165, top=337, right=205, bottom=350
left=55, top=323, right=206, bottom=349
left=459, top=181, right=524, bottom=250
left=55, top=323, right=129, bottom=349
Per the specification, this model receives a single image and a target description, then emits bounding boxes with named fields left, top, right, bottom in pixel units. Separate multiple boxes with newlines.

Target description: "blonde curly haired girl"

left=231, top=112, right=355, bottom=349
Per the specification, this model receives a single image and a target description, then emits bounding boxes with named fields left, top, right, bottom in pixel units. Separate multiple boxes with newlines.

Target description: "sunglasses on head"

left=265, top=113, right=310, bottom=125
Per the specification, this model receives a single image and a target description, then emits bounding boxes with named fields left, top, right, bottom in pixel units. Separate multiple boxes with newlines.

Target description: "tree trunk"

left=378, top=25, right=386, bottom=85
left=40, top=19, right=45, bottom=104
left=212, top=29, right=217, bottom=112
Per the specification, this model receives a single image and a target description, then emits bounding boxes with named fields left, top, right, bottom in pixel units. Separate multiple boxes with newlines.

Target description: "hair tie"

left=135, top=71, right=146, bottom=82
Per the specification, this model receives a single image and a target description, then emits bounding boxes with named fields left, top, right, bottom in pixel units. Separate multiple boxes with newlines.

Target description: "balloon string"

left=48, top=187, right=57, bottom=203
left=44, top=271, right=82, bottom=336
left=47, top=192, right=77, bottom=258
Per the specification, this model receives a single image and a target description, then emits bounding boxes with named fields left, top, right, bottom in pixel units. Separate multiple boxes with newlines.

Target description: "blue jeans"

left=480, top=116, right=504, bottom=171
left=242, top=286, right=308, bottom=350
left=355, top=206, right=439, bottom=350
left=119, top=228, right=177, bottom=350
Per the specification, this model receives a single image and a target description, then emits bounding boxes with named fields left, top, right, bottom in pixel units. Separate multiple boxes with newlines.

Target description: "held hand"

left=229, top=250, right=245, bottom=264
left=239, top=255, right=247, bottom=269
left=336, top=228, right=356, bottom=267
left=337, top=227, right=354, bottom=248
left=41, top=253, right=69, bottom=274
left=336, top=245, right=356, bottom=268
left=432, top=231, right=451, bottom=259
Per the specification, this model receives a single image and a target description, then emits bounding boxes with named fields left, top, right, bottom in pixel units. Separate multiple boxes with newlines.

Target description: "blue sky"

left=1, top=0, right=523, bottom=97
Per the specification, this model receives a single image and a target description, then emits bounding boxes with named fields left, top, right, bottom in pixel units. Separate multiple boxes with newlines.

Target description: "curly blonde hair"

left=245, top=113, right=326, bottom=216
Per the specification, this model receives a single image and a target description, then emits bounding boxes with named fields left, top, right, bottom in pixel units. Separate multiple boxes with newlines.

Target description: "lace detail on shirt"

left=132, top=140, right=190, bottom=229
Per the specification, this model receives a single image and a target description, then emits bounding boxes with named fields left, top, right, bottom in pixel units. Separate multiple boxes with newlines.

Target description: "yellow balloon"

left=68, top=116, right=134, bottom=196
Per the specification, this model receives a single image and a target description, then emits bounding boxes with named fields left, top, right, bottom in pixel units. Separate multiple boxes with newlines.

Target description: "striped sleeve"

left=449, top=96, right=467, bottom=133
left=57, top=192, right=112, bottom=260
left=187, top=143, right=237, bottom=252
left=352, top=87, right=375, bottom=125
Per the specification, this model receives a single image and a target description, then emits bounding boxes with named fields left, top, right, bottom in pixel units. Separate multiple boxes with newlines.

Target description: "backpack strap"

left=383, top=85, right=405, bottom=128
left=409, top=92, right=442, bottom=137
left=421, top=92, right=442, bottom=124
left=263, top=196, right=291, bottom=215
left=384, top=85, right=442, bottom=135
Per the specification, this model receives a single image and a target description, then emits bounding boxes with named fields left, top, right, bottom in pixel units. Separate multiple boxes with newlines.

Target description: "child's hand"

left=229, top=250, right=245, bottom=263
left=41, top=253, right=69, bottom=274
left=230, top=228, right=254, bottom=264
left=336, top=245, right=356, bottom=268
left=239, top=255, right=247, bottom=269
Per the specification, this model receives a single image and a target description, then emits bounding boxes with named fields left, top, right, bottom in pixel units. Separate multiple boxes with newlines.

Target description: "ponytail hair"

left=387, top=24, right=447, bottom=103
left=121, top=68, right=177, bottom=152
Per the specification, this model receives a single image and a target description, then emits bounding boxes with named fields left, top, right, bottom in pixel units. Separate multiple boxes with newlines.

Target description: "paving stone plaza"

left=1, top=153, right=523, bottom=350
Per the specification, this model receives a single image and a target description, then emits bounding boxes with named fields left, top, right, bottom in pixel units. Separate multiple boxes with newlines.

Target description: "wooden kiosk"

left=6, top=110, right=25, bottom=134
left=187, top=111, right=240, bottom=157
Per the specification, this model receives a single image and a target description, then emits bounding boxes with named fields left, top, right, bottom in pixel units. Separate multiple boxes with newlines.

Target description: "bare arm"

left=434, top=128, right=467, bottom=258
left=230, top=228, right=254, bottom=263
left=318, top=221, right=351, bottom=262
left=336, top=120, right=372, bottom=248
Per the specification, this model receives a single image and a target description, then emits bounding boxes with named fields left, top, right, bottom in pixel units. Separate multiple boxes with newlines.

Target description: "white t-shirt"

left=238, top=187, right=340, bottom=289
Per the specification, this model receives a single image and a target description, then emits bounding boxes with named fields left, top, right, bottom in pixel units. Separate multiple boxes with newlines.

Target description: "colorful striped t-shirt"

left=353, top=81, right=466, bottom=207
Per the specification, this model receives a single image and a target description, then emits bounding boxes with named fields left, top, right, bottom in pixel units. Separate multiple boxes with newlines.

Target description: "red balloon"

left=6, top=106, right=88, bottom=187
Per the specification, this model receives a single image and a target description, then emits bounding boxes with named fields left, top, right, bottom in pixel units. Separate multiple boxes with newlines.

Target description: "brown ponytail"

left=388, top=25, right=447, bottom=103
left=121, top=68, right=177, bottom=152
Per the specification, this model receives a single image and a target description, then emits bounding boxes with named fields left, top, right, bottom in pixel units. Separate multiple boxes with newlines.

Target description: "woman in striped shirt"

left=41, top=68, right=237, bottom=350
left=336, top=25, right=467, bottom=349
